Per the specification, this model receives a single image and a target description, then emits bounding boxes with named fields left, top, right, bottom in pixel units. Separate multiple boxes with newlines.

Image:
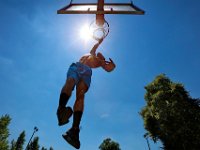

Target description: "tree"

left=15, top=131, right=25, bottom=150
left=41, top=146, right=53, bottom=150
left=10, top=140, right=16, bottom=150
left=0, top=114, right=54, bottom=150
left=0, top=114, right=11, bottom=150
left=49, top=147, right=54, bottom=150
left=27, top=137, right=40, bottom=150
left=99, top=138, right=121, bottom=150
left=32, top=137, right=39, bottom=150
left=140, top=74, right=200, bottom=150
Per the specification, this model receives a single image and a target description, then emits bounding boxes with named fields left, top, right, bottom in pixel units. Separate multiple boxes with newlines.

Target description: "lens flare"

left=79, top=24, right=92, bottom=41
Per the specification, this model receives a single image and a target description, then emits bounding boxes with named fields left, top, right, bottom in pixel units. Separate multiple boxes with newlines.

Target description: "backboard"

left=57, top=0, right=145, bottom=40
left=57, top=2, right=145, bottom=15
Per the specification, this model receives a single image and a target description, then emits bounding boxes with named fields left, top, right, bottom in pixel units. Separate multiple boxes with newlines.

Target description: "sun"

left=79, top=24, right=92, bottom=41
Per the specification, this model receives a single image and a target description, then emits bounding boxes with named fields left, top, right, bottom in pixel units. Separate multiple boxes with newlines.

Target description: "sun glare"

left=79, top=24, right=92, bottom=41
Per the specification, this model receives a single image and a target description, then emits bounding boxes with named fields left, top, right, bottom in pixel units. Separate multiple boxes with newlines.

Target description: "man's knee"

left=77, top=90, right=85, bottom=100
left=66, top=78, right=75, bottom=87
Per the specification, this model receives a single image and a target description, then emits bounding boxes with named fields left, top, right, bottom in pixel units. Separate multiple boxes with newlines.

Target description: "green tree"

left=32, top=137, right=40, bottom=150
left=41, top=146, right=54, bottom=150
left=41, top=147, right=47, bottom=150
left=10, top=140, right=16, bottom=150
left=0, top=114, right=53, bottom=150
left=99, top=138, right=121, bottom=150
left=15, top=131, right=25, bottom=150
left=0, top=114, right=11, bottom=150
left=140, top=74, right=200, bottom=150
left=27, top=137, right=40, bottom=150
left=49, top=147, right=53, bottom=150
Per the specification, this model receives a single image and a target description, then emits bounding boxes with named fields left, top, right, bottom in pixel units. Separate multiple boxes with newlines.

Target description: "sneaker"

left=62, top=128, right=80, bottom=149
left=57, top=106, right=73, bottom=126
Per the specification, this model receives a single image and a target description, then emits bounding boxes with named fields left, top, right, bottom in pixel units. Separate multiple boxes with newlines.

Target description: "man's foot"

left=57, top=106, right=73, bottom=126
left=62, top=128, right=80, bottom=149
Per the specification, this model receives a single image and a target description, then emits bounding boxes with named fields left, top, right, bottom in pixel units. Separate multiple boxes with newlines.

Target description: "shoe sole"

left=62, top=133, right=80, bottom=149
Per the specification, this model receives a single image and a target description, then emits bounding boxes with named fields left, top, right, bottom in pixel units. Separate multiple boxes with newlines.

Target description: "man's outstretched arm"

left=90, top=38, right=103, bottom=55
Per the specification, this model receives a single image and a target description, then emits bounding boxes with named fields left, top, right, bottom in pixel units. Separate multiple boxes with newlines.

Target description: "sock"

left=72, top=111, right=83, bottom=129
left=59, top=93, right=70, bottom=107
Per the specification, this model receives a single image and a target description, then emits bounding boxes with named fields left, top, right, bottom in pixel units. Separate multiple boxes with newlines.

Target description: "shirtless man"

left=57, top=38, right=115, bottom=149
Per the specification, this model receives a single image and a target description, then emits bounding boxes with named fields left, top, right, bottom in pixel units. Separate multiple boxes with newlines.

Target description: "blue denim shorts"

left=67, top=62, right=92, bottom=89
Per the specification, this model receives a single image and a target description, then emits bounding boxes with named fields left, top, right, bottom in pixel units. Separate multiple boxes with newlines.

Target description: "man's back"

left=79, top=54, right=104, bottom=68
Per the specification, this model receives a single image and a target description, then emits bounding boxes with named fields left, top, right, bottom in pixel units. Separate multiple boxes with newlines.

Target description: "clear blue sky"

left=1, top=0, right=200, bottom=149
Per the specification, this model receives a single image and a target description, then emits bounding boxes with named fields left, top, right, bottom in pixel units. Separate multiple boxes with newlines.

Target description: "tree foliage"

left=99, top=138, right=121, bottom=150
left=41, top=146, right=54, bottom=150
left=10, top=139, right=16, bottom=150
left=49, top=147, right=54, bottom=150
left=27, top=137, right=40, bottom=150
left=140, top=74, right=200, bottom=149
left=15, top=131, right=25, bottom=150
left=0, top=114, right=53, bottom=150
left=0, top=114, right=11, bottom=150
left=41, top=147, right=47, bottom=150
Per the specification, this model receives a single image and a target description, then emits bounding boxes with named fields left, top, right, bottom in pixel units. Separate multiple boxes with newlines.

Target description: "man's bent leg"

left=73, top=80, right=88, bottom=128
left=63, top=80, right=88, bottom=149
left=59, top=78, right=75, bottom=107
left=57, top=78, right=75, bottom=126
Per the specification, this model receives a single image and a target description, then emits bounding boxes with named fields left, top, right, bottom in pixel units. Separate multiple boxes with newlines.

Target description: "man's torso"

left=79, top=54, right=103, bottom=68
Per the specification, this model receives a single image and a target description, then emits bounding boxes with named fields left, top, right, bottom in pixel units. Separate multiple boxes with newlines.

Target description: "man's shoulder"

left=82, top=53, right=91, bottom=57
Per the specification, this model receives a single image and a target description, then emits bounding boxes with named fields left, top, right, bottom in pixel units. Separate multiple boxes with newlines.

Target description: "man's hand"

left=103, top=58, right=116, bottom=72
left=109, top=58, right=114, bottom=64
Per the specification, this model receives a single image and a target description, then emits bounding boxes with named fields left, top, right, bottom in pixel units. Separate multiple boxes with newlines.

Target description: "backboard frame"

left=57, top=2, right=145, bottom=15
left=57, top=1, right=145, bottom=40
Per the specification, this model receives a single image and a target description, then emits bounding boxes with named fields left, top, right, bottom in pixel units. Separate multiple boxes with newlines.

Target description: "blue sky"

left=1, top=0, right=200, bottom=149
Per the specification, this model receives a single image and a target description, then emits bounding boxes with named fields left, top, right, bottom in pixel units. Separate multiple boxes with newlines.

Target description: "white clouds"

left=0, top=56, right=14, bottom=75
left=0, top=55, right=25, bottom=84
left=100, top=113, right=110, bottom=119
left=0, top=56, right=13, bottom=66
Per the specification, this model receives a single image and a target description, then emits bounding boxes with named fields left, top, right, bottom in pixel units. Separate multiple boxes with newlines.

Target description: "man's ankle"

left=72, top=111, right=83, bottom=129
left=59, top=93, right=70, bottom=107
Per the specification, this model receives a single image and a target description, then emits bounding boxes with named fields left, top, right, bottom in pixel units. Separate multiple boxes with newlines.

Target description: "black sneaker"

left=62, top=128, right=80, bottom=149
left=57, top=106, right=73, bottom=126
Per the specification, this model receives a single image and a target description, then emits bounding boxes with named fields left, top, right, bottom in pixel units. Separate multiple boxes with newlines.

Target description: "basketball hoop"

left=89, top=19, right=109, bottom=41
left=57, top=0, right=145, bottom=41
left=89, top=0, right=110, bottom=41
